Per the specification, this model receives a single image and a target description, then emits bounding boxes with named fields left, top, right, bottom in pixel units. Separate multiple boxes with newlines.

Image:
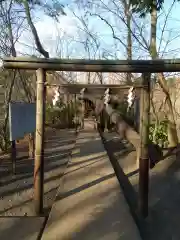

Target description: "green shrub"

left=149, top=121, right=168, bottom=144
left=46, top=99, right=81, bottom=128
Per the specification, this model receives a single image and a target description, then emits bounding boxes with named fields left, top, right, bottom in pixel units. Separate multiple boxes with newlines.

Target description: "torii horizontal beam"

left=2, top=57, right=180, bottom=72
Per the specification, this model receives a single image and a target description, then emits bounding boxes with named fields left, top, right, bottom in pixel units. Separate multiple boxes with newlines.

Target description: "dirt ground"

left=103, top=131, right=180, bottom=240
left=0, top=128, right=76, bottom=217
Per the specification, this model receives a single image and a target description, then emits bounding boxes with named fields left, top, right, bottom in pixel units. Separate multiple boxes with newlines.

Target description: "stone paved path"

left=42, top=120, right=141, bottom=240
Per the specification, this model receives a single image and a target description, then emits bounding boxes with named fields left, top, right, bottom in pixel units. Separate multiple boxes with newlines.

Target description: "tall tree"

left=21, top=0, right=66, bottom=57
left=122, top=0, right=132, bottom=84
left=131, top=0, right=179, bottom=146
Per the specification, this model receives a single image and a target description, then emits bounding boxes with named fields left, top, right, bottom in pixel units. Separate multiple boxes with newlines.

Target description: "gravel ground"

left=0, top=128, right=76, bottom=217
left=103, top=131, right=180, bottom=240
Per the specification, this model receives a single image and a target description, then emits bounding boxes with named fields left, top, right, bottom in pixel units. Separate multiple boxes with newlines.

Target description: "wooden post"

left=100, top=110, right=105, bottom=132
left=11, top=140, right=16, bottom=174
left=70, top=96, right=73, bottom=127
left=64, top=94, right=69, bottom=128
left=134, top=97, right=140, bottom=133
left=107, top=114, right=111, bottom=131
left=74, top=94, right=77, bottom=131
left=67, top=93, right=70, bottom=128
left=81, top=100, right=85, bottom=129
left=34, top=68, right=46, bottom=215
left=28, top=133, right=35, bottom=158
left=104, top=111, right=110, bottom=132
left=138, top=73, right=150, bottom=218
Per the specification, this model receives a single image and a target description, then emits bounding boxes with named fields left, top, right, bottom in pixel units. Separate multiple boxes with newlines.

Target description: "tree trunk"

left=22, top=0, right=49, bottom=58
left=4, top=14, right=17, bottom=156
left=150, top=1, right=178, bottom=147
left=124, top=0, right=132, bottom=84
left=22, top=0, right=51, bottom=153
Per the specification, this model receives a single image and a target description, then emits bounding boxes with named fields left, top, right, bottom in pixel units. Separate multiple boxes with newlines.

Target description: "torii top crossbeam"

left=2, top=57, right=180, bottom=72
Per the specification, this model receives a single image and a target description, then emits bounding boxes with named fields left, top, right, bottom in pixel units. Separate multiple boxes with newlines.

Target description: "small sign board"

left=9, top=102, right=36, bottom=141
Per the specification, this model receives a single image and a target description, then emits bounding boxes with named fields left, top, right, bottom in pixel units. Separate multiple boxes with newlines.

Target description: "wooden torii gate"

left=2, top=57, right=180, bottom=218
